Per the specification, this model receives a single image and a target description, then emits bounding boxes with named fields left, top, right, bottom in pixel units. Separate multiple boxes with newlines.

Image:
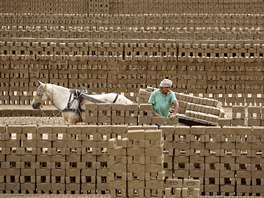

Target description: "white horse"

left=32, top=81, right=133, bottom=125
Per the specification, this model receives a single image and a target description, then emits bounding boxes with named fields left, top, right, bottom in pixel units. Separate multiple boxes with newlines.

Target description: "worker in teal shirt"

left=148, top=79, right=179, bottom=118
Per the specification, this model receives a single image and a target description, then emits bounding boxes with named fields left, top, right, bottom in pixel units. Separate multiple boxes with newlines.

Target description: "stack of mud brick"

left=84, top=103, right=178, bottom=126
left=126, top=129, right=164, bottom=197
left=164, top=179, right=200, bottom=198
left=231, top=106, right=264, bottom=127
left=219, top=126, right=238, bottom=195
left=204, top=126, right=221, bottom=195
left=251, top=126, right=264, bottom=195
left=108, top=137, right=128, bottom=197
left=189, top=126, right=206, bottom=193
left=81, top=125, right=98, bottom=194
left=248, top=106, right=262, bottom=126
left=3, top=125, right=22, bottom=193
left=231, top=106, right=246, bottom=126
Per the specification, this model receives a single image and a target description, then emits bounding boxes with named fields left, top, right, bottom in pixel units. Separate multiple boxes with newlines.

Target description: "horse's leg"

left=67, top=112, right=80, bottom=125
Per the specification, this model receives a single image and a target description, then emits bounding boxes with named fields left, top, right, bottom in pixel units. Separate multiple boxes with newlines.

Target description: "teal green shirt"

left=148, top=89, right=177, bottom=118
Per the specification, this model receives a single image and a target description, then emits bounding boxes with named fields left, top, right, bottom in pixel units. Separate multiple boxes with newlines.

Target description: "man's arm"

left=170, top=100, right=179, bottom=118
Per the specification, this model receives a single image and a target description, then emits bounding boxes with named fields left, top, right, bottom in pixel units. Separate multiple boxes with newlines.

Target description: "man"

left=148, top=79, right=179, bottom=118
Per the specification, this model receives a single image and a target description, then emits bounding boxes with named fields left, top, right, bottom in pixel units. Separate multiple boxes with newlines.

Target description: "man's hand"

left=169, top=113, right=177, bottom=119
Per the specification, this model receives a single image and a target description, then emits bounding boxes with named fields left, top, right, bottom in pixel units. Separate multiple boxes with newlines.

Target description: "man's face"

left=161, top=87, right=170, bottom=94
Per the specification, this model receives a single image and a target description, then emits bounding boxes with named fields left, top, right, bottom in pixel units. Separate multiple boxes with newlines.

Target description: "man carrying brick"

left=148, top=78, right=179, bottom=118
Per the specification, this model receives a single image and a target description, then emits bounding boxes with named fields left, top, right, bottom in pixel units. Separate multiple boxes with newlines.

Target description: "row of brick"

left=0, top=1, right=263, bottom=15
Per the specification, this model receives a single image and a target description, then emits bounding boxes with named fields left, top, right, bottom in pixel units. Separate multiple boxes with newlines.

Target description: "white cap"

left=159, top=79, right=172, bottom=87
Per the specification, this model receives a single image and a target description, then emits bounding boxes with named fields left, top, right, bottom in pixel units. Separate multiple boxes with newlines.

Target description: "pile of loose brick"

left=1, top=125, right=264, bottom=196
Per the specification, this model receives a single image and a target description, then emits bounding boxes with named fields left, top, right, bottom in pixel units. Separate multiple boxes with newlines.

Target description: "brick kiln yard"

left=1, top=0, right=264, bottom=197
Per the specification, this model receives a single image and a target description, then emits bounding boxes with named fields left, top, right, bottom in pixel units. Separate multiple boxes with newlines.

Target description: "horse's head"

left=32, top=81, right=50, bottom=109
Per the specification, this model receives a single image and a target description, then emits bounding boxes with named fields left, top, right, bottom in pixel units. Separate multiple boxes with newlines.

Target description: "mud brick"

left=97, top=103, right=111, bottom=115
left=124, top=104, right=139, bottom=124
left=144, top=129, right=162, bottom=140
left=127, top=164, right=145, bottom=174
left=189, top=161, right=205, bottom=170
left=81, top=173, right=96, bottom=184
left=218, top=118, right=231, bottom=126
left=51, top=160, right=66, bottom=170
left=81, top=183, right=96, bottom=194
left=66, top=169, right=81, bottom=182
left=128, top=155, right=145, bottom=164
left=127, top=129, right=145, bottom=140
left=20, top=157, right=36, bottom=169
left=174, top=147, right=190, bottom=156
left=174, top=170, right=190, bottom=178
left=20, top=183, right=35, bottom=193
left=36, top=166, right=50, bottom=177
left=175, top=126, right=191, bottom=142
left=36, top=183, right=51, bottom=193
left=96, top=183, right=110, bottom=194
left=145, top=171, right=165, bottom=181
left=204, top=185, right=219, bottom=195
left=5, top=183, right=20, bottom=193
left=183, top=179, right=200, bottom=189
left=145, top=164, right=163, bottom=173
left=109, top=171, right=127, bottom=181
left=145, top=138, right=164, bottom=148
left=220, top=185, right=235, bottom=195
left=109, top=180, right=127, bottom=189
left=145, top=155, right=164, bottom=165
left=108, top=138, right=118, bottom=149
left=65, top=183, right=81, bottom=193
left=205, top=161, right=221, bottom=170
left=145, top=188, right=163, bottom=197
left=128, top=188, right=144, bottom=197
left=108, top=146, right=126, bottom=156
left=6, top=174, right=20, bottom=183
left=151, top=117, right=166, bottom=125
left=111, top=188, right=127, bottom=198
left=36, top=155, right=51, bottom=169
left=127, top=171, right=145, bottom=181
left=66, top=161, right=81, bottom=170
left=160, top=126, right=174, bottom=141
left=109, top=163, right=127, bottom=173
left=165, top=178, right=182, bottom=188
left=98, top=125, right=112, bottom=136
left=84, top=103, right=98, bottom=124
left=52, top=183, right=65, bottom=192
left=111, top=125, right=127, bottom=137
left=128, top=180, right=145, bottom=189
left=237, top=185, right=252, bottom=195
left=37, top=125, right=52, bottom=140
left=248, top=119, right=261, bottom=126
left=145, top=147, right=163, bottom=156
left=231, top=119, right=245, bottom=126
left=251, top=187, right=264, bottom=195
left=20, top=173, right=36, bottom=184
left=138, top=116, right=152, bottom=125
left=6, top=154, right=20, bottom=168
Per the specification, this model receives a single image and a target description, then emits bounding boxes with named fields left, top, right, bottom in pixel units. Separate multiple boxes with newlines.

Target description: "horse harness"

left=61, top=89, right=119, bottom=115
